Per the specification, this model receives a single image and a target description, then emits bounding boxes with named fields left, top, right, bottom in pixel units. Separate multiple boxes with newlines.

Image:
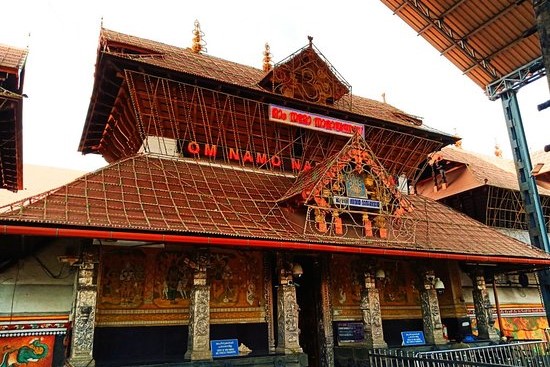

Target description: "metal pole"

left=500, top=89, right=550, bottom=324
left=500, top=90, right=549, bottom=252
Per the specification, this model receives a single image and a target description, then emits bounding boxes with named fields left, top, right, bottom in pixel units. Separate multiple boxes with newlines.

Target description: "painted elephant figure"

left=1, top=339, right=48, bottom=367
left=16, top=339, right=48, bottom=363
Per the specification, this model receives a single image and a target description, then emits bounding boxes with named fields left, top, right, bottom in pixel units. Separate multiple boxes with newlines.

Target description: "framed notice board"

left=336, top=322, right=365, bottom=344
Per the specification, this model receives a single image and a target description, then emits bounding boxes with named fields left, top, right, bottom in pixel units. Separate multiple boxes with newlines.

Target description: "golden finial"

left=453, top=128, right=462, bottom=148
left=263, top=42, right=272, bottom=72
left=192, top=20, right=206, bottom=54
left=495, top=144, right=502, bottom=158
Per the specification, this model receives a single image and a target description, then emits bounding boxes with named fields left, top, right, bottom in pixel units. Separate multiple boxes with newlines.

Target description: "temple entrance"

left=295, top=255, right=322, bottom=367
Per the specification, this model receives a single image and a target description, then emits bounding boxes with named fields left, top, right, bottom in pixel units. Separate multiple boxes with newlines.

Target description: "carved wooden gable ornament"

left=259, top=37, right=350, bottom=105
left=280, top=133, right=415, bottom=243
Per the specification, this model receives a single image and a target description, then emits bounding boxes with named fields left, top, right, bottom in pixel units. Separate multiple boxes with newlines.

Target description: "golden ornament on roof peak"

left=495, top=144, right=502, bottom=157
left=192, top=20, right=206, bottom=54
left=263, top=43, right=272, bottom=72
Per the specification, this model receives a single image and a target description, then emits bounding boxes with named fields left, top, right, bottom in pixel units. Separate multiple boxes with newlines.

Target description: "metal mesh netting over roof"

left=1, top=153, right=549, bottom=262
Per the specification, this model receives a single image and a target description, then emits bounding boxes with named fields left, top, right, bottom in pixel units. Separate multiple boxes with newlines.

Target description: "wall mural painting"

left=378, top=261, right=412, bottom=306
left=471, top=316, right=550, bottom=341
left=99, top=249, right=146, bottom=308
left=331, top=256, right=421, bottom=319
left=153, top=251, right=194, bottom=308
left=0, top=336, right=54, bottom=367
left=209, top=251, right=263, bottom=308
left=331, top=255, right=362, bottom=308
left=97, top=248, right=265, bottom=325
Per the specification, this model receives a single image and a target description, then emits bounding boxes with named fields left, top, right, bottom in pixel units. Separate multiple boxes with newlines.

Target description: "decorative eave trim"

left=2, top=224, right=550, bottom=266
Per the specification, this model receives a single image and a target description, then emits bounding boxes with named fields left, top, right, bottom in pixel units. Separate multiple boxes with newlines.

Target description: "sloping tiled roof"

left=1, top=153, right=548, bottom=263
left=0, top=43, right=27, bottom=74
left=98, top=28, right=444, bottom=133
left=0, top=164, right=86, bottom=206
left=531, top=150, right=550, bottom=176
left=438, top=146, right=550, bottom=196
left=406, top=194, right=545, bottom=257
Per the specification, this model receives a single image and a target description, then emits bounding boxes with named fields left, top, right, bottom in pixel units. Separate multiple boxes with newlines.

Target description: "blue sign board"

left=333, top=196, right=381, bottom=210
left=211, top=339, right=239, bottom=358
left=401, top=331, right=426, bottom=346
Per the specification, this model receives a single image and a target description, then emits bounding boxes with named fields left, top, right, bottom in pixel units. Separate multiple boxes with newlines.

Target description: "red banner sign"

left=269, top=104, right=364, bottom=137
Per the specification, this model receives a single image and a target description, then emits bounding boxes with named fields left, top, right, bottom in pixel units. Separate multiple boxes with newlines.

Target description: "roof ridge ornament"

left=453, top=128, right=462, bottom=148
left=263, top=43, right=272, bottom=72
left=191, top=20, right=207, bottom=54
left=495, top=143, right=502, bottom=158
left=308, top=35, right=313, bottom=48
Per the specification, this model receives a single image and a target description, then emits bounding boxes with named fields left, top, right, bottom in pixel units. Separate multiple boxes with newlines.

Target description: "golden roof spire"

left=191, top=20, right=206, bottom=54
left=453, top=128, right=462, bottom=148
left=495, top=143, right=503, bottom=157
left=263, top=43, right=272, bottom=72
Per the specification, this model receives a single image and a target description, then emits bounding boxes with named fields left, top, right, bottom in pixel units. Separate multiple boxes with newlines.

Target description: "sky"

left=2, top=0, right=549, bottom=172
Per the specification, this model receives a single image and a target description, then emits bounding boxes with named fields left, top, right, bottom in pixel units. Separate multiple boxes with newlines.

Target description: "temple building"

left=416, top=144, right=550, bottom=342
left=1, top=25, right=550, bottom=367
left=0, top=43, right=27, bottom=192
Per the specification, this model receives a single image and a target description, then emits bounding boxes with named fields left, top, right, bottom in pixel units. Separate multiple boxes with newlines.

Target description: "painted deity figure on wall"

left=119, top=262, right=137, bottom=304
left=98, top=249, right=145, bottom=308
left=331, top=255, right=363, bottom=306
left=210, top=254, right=237, bottom=304
left=154, top=251, right=193, bottom=307
left=208, top=251, right=263, bottom=308
left=380, top=262, right=408, bottom=304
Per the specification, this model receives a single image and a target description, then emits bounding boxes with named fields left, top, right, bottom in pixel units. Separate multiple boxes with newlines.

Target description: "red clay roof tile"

left=99, top=28, right=440, bottom=132
left=438, top=146, right=550, bottom=196
left=1, top=154, right=548, bottom=262
left=0, top=43, right=27, bottom=73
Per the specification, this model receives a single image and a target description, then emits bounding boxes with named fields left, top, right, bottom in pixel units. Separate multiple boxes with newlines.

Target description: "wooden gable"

left=259, top=38, right=350, bottom=106
left=281, top=133, right=413, bottom=242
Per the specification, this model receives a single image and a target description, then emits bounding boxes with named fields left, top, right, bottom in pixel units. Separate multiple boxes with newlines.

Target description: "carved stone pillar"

left=276, top=264, right=302, bottom=354
left=184, top=259, right=212, bottom=361
left=419, top=270, right=447, bottom=345
left=69, top=252, right=98, bottom=367
left=264, top=255, right=276, bottom=353
left=319, top=256, right=334, bottom=367
left=360, top=272, right=387, bottom=348
left=472, top=274, right=499, bottom=341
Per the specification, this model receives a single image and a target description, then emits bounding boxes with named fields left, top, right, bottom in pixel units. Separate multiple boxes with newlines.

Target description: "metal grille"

left=369, top=340, right=550, bottom=367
